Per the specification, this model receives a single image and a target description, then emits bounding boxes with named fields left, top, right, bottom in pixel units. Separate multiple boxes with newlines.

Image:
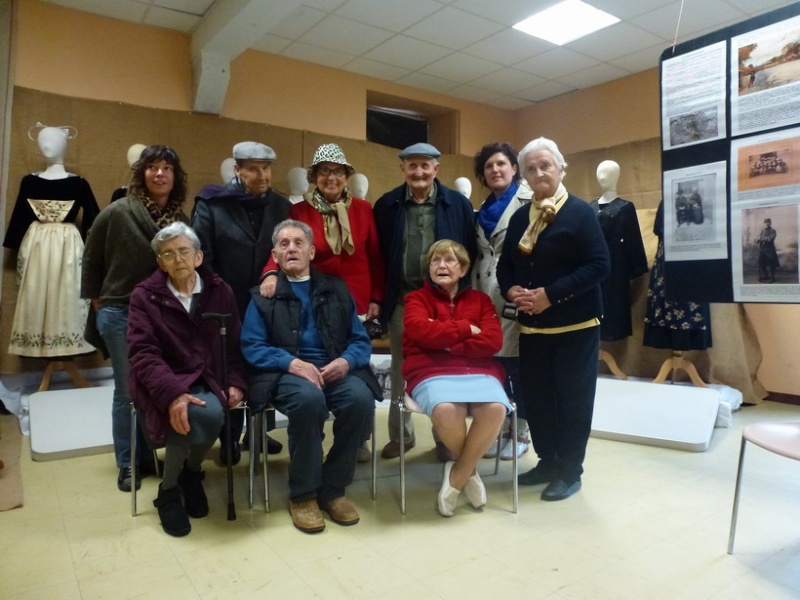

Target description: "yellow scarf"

left=518, top=184, right=568, bottom=254
left=309, top=188, right=355, bottom=255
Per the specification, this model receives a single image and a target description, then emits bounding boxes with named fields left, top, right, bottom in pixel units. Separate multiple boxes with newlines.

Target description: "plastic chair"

left=247, top=404, right=378, bottom=512
left=727, top=420, right=800, bottom=554
left=396, top=391, right=519, bottom=515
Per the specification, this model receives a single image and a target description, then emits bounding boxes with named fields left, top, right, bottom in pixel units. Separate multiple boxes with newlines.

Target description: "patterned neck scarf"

left=478, top=181, right=519, bottom=239
left=138, top=194, right=185, bottom=229
left=518, top=183, right=568, bottom=254
left=308, top=187, right=355, bottom=255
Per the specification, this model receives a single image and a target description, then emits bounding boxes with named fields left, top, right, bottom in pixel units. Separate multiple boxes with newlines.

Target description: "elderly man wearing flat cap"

left=193, top=141, right=291, bottom=464
left=373, top=142, right=477, bottom=460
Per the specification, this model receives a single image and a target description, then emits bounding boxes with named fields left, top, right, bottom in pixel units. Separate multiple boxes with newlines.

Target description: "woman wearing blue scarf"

left=472, top=143, right=532, bottom=460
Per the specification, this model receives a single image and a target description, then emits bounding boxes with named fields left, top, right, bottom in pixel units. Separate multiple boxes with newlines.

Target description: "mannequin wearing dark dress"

left=590, top=197, right=648, bottom=340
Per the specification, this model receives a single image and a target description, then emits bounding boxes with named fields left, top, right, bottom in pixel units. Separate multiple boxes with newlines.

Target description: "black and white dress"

left=3, top=174, right=100, bottom=357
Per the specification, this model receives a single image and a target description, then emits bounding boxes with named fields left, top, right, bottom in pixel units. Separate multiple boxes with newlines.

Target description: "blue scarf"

left=477, top=182, right=519, bottom=239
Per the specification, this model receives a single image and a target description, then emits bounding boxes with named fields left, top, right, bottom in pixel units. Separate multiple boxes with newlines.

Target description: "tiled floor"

left=1, top=399, right=799, bottom=599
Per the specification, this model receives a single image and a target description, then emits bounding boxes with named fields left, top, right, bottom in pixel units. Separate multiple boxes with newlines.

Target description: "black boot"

left=178, top=462, right=209, bottom=518
left=153, top=484, right=190, bottom=537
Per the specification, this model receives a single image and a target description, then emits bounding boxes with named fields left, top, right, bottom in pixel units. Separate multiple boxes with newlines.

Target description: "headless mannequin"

left=454, top=177, right=472, bottom=200
left=27, top=126, right=92, bottom=389
left=111, top=143, right=146, bottom=202
left=36, top=127, right=71, bottom=180
left=220, top=157, right=236, bottom=183
left=287, top=166, right=308, bottom=204
left=127, top=143, right=146, bottom=170
left=596, top=160, right=619, bottom=205
left=350, top=173, right=369, bottom=199
left=595, top=160, right=627, bottom=379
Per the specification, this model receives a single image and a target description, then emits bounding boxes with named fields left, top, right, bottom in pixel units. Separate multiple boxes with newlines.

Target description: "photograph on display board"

left=733, top=130, right=800, bottom=196
left=661, top=41, right=727, bottom=150
left=740, top=204, right=798, bottom=286
left=731, top=14, right=800, bottom=136
left=662, top=161, right=728, bottom=262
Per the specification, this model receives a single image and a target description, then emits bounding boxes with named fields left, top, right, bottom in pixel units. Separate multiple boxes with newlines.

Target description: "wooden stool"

left=38, top=359, right=93, bottom=392
left=653, top=351, right=707, bottom=387
left=599, top=349, right=627, bottom=380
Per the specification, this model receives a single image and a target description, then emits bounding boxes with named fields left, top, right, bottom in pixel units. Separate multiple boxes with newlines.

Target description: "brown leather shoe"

left=320, top=496, right=360, bottom=526
left=289, top=499, right=325, bottom=533
left=381, top=439, right=415, bottom=459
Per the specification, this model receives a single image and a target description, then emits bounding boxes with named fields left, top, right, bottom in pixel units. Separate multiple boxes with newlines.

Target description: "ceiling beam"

left=191, top=0, right=303, bottom=114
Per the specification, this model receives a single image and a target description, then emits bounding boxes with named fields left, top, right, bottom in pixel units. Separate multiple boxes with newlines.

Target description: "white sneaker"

left=356, top=442, right=370, bottom=463
left=437, top=461, right=460, bottom=517
left=500, top=439, right=529, bottom=460
left=464, top=471, right=487, bottom=509
left=483, top=437, right=508, bottom=459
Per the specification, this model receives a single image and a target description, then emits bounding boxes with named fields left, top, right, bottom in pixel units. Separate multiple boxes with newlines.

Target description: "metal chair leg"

left=511, top=402, right=518, bottom=514
left=248, top=410, right=256, bottom=509
left=262, top=412, right=270, bottom=513
left=371, top=413, right=377, bottom=500
left=399, top=397, right=407, bottom=515
left=728, top=436, right=748, bottom=554
left=131, top=404, right=137, bottom=517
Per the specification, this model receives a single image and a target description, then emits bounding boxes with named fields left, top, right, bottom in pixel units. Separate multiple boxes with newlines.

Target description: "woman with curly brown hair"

left=82, top=145, right=189, bottom=493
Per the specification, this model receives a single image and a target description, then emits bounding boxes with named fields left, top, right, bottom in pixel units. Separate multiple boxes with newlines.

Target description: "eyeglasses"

left=430, top=255, right=459, bottom=266
left=318, top=166, right=347, bottom=177
left=159, top=248, right=195, bottom=263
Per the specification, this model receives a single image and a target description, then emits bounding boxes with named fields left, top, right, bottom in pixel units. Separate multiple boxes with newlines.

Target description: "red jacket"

left=261, top=197, right=385, bottom=314
left=402, top=280, right=506, bottom=395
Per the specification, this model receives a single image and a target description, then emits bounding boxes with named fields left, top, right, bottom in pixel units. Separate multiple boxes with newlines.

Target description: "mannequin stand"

left=653, top=351, right=707, bottom=388
left=599, top=349, right=627, bottom=380
left=38, top=359, right=93, bottom=392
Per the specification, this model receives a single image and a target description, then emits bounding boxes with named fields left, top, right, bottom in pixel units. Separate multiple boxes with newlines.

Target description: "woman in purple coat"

left=128, top=222, right=247, bottom=537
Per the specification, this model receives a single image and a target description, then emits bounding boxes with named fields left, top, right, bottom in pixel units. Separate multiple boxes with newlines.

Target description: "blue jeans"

left=271, top=373, right=374, bottom=502
left=96, top=304, right=147, bottom=468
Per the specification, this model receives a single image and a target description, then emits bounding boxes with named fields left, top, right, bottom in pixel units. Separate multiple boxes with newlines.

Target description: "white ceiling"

left=43, top=0, right=798, bottom=109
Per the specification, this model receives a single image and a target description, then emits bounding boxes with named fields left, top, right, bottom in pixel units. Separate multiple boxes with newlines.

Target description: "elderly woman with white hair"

left=127, top=222, right=247, bottom=536
left=496, top=137, right=609, bottom=502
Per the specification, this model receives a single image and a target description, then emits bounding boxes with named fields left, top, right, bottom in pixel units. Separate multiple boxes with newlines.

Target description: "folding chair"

left=396, top=391, right=519, bottom=515
left=247, top=404, right=378, bottom=512
left=727, top=420, right=800, bottom=554
left=130, top=403, right=161, bottom=517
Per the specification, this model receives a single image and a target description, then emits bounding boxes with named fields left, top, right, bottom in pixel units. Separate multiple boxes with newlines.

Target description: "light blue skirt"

left=410, top=375, right=512, bottom=418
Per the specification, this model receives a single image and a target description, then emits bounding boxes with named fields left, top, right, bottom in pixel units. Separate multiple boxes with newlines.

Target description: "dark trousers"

left=271, top=373, right=374, bottom=502
left=519, top=326, right=599, bottom=482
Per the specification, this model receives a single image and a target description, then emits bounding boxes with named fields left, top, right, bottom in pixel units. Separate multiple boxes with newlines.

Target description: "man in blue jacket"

left=241, top=220, right=379, bottom=533
left=373, top=143, right=477, bottom=460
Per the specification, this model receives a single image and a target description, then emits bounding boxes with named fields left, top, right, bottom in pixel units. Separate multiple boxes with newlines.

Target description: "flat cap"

left=398, top=142, right=441, bottom=159
left=233, top=141, right=277, bottom=161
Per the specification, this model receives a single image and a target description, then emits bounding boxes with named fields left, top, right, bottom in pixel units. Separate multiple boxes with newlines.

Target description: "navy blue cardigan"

left=373, top=178, right=476, bottom=321
left=496, top=195, right=610, bottom=330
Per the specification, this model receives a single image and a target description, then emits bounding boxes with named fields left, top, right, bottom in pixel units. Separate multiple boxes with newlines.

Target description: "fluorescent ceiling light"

left=513, top=0, right=620, bottom=46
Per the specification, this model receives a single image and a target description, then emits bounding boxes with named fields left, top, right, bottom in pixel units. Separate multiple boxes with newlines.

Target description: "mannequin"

left=591, top=160, right=648, bottom=379
left=3, top=123, right=100, bottom=389
left=596, top=160, right=620, bottom=204
left=220, top=157, right=236, bottom=184
left=287, top=166, right=308, bottom=204
left=644, top=201, right=711, bottom=387
left=350, top=172, right=369, bottom=199
left=454, top=176, right=472, bottom=200
left=111, top=143, right=146, bottom=202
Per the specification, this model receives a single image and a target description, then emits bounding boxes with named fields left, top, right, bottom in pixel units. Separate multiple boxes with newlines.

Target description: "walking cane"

left=202, top=312, right=236, bottom=521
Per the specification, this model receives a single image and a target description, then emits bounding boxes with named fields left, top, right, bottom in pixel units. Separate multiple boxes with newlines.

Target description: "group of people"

left=79, top=134, right=610, bottom=536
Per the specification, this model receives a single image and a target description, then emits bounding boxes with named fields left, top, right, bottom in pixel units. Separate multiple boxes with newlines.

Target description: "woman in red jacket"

left=259, top=143, right=384, bottom=318
left=402, top=239, right=510, bottom=517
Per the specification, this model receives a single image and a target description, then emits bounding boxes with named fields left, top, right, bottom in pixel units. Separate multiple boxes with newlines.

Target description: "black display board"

left=660, top=2, right=800, bottom=303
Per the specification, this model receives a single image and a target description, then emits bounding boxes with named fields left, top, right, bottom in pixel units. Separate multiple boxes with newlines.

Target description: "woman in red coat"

left=259, top=143, right=384, bottom=318
left=402, top=239, right=510, bottom=517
